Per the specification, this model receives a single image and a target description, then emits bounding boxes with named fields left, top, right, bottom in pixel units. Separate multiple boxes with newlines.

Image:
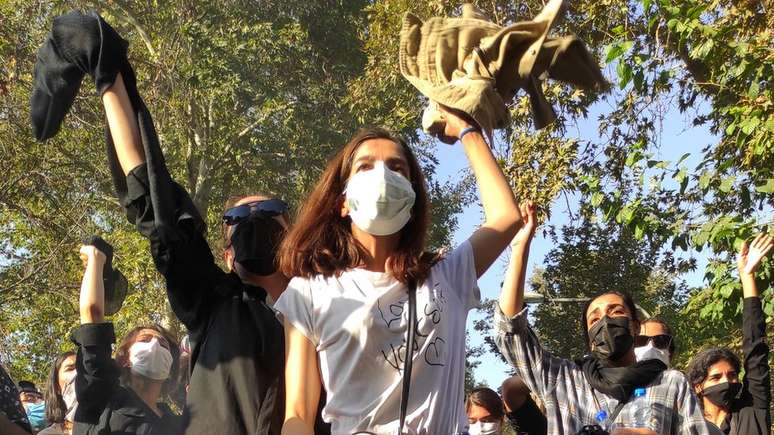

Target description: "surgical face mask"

left=62, top=376, right=77, bottom=422
left=468, top=421, right=501, bottom=435
left=588, top=316, right=633, bottom=362
left=344, top=161, right=416, bottom=236
left=635, top=342, right=670, bottom=367
left=23, top=401, right=46, bottom=430
left=701, top=382, right=742, bottom=409
left=230, top=216, right=285, bottom=276
left=129, top=337, right=173, bottom=381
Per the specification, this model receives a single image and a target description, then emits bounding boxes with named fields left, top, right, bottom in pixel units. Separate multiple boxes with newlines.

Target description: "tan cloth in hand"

left=399, top=0, right=608, bottom=141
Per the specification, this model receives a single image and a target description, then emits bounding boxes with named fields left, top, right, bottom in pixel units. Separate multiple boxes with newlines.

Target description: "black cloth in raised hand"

left=31, top=11, right=127, bottom=140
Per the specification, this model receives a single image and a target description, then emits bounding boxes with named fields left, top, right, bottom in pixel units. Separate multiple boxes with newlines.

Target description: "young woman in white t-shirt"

left=275, top=108, right=521, bottom=435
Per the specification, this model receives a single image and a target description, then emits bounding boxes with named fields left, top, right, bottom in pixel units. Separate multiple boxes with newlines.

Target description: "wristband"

left=458, top=126, right=480, bottom=141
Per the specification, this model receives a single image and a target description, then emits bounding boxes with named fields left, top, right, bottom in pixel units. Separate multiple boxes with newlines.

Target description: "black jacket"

left=71, top=323, right=181, bottom=435
left=121, top=166, right=285, bottom=435
left=720, top=297, right=771, bottom=435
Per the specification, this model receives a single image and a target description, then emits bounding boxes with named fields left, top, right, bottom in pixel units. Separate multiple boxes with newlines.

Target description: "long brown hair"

left=44, top=351, right=75, bottom=425
left=114, top=325, right=180, bottom=396
left=278, top=127, right=437, bottom=284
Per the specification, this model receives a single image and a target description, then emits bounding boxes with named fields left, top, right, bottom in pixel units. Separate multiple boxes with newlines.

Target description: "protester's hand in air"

left=436, top=105, right=477, bottom=144
left=79, top=244, right=106, bottom=268
left=510, top=201, right=537, bottom=250
left=738, top=233, right=773, bottom=276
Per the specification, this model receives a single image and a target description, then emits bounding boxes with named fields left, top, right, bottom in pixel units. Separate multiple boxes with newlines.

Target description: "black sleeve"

left=506, top=395, right=547, bottom=435
left=0, top=364, right=31, bottom=433
left=741, top=296, right=770, bottom=415
left=71, top=323, right=119, bottom=424
left=123, top=164, right=225, bottom=336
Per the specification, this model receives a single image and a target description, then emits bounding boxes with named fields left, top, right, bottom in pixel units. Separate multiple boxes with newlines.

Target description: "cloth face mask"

left=468, top=421, right=501, bottom=435
left=702, top=381, right=742, bottom=409
left=344, top=161, right=416, bottom=236
left=230, top=215, right=285, bottom=276
left=588, top=316, right=634, bottom=363
left=129, top=337, right=173, bottom=381
left=634, top=342, right=670, bottom=367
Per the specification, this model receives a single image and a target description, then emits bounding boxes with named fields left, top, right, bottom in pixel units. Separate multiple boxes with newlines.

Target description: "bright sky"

left=432, top=92, right=718, bottom=387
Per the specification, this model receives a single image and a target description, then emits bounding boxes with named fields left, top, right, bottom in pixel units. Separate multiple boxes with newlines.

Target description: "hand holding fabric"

left=30, top=11, right=128, bottom=140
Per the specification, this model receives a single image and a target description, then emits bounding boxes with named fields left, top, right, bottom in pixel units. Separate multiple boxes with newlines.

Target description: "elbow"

left=80, top=304, right=104, bottom=323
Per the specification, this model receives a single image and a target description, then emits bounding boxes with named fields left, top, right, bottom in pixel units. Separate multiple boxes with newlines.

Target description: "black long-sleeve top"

left=71, top=323, right=180, bottom=435
left=721, top=297, right=771, bottom=435
left=121, top=165, right=284, bottom=435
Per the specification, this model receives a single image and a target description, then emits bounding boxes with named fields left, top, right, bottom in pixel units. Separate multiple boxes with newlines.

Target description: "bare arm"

left=79, top=245, right=106, bottom=324
left=102, top=73, right=145, bottom=175
left=499, top=202, right=536, bottom=317
left=438, top=107, right=521, bottom=277
left=281, top=320, right=321, bottom=435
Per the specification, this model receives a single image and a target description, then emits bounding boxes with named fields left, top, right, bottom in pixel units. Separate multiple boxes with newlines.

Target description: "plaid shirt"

left=494, top=307, right=720, bottom=435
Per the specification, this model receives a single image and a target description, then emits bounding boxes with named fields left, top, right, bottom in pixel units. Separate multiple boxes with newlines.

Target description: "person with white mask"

left=71, top=237, right=181, bottom=434
left=634, top=319, right=675, bottom=367
left=466, top=388, right=505, bottom=435
left=276, top=110, right=522, bottom=435
left=39, top=352, right=76, bottom=435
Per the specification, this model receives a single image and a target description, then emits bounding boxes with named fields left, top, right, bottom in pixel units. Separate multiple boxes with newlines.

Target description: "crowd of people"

left=0, top=10, right=771, bottom=435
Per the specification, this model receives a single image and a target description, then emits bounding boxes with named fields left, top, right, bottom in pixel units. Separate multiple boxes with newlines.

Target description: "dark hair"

left=641, top=317, right=676, bottom=355
left=278, top=127, right=437, bottom=284
left=687, top=347, right=741, bottom=392
left=17, top=380, right=39, bottom=394
left=114, top=325, right=180, bottom=397
left=581, top=290, right=639, bottom=345
left=466, top=387, right=505, bottom=420
left=44, top=351, right=75, bottom=425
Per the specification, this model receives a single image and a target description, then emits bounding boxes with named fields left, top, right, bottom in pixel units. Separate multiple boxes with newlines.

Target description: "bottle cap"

left=634, top=387, right=646, bottom=398
left=595, top=410, right=608, bottom=422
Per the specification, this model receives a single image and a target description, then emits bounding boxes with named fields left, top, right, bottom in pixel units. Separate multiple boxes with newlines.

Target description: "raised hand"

left=738, top=233, right=774, bottom=276
left=79, top=244, right=106, bottom=268
left=435, top=105, right=477, bottom=144
left=511, top=201, right=537, bottom=249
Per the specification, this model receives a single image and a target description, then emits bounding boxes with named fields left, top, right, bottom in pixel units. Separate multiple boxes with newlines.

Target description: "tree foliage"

left=0, top=0, right=470, bottom=383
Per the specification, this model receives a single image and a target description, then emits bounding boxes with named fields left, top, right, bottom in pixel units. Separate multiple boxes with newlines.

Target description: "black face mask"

left=230, top=216, right=285, bottom=276
left=702, top=382, right=742, bottom=409
left=588, top=316, right=634, bottom=362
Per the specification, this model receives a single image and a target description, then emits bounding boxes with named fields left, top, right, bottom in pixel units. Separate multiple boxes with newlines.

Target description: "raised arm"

left=438, top=106, right=521, bottom=277
left=499, top=201, right=536, bottom=317
left=102, top=73, right=145, bottom=175
left=737, top=234, right=772, bottom=414
left=281, top=321, right=322, bottom=435
left=73, top=242, right=120, bottom=424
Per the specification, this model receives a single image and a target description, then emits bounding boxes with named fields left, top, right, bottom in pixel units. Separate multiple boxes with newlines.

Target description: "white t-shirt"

left=275, top=241, right=480, bottom=435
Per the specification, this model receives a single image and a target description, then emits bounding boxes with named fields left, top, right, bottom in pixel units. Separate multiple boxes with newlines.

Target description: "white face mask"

left=62, top=376, right=78, bottom=422
left=468, top=421, right=501, bottom=435
left=634, top=342, right=670, bottom=367
left=344, top=161, right=416, bottom=236
left=129, top=337, right=173, bottom=380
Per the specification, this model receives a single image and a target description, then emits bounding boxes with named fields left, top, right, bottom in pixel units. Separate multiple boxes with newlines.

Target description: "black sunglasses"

left=222, top=199, right=288, bottom=226
left=635, top=334, right=673, bottom=350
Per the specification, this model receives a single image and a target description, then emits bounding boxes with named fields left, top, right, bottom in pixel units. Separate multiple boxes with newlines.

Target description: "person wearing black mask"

left=687, top=233, right=772, bottom=435
left=494, top=201, right=716, bottom=434
left=29, top=11, right=298, bottom=435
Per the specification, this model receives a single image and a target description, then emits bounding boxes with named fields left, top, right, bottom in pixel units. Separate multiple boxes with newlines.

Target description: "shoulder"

left=38, top=425, right=65, bottom=435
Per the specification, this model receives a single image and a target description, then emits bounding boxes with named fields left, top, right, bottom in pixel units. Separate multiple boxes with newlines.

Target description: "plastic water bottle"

left=630, top=387, right=651, bottom=428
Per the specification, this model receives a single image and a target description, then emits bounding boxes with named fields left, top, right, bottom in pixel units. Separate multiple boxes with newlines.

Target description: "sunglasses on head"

left=222, top=199, right=288, bottom=226
left=635, top=334, right=673, bottom=350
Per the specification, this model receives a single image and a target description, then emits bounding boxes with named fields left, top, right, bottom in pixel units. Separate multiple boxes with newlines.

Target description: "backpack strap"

left=397, top=279, right=417, bottom=434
